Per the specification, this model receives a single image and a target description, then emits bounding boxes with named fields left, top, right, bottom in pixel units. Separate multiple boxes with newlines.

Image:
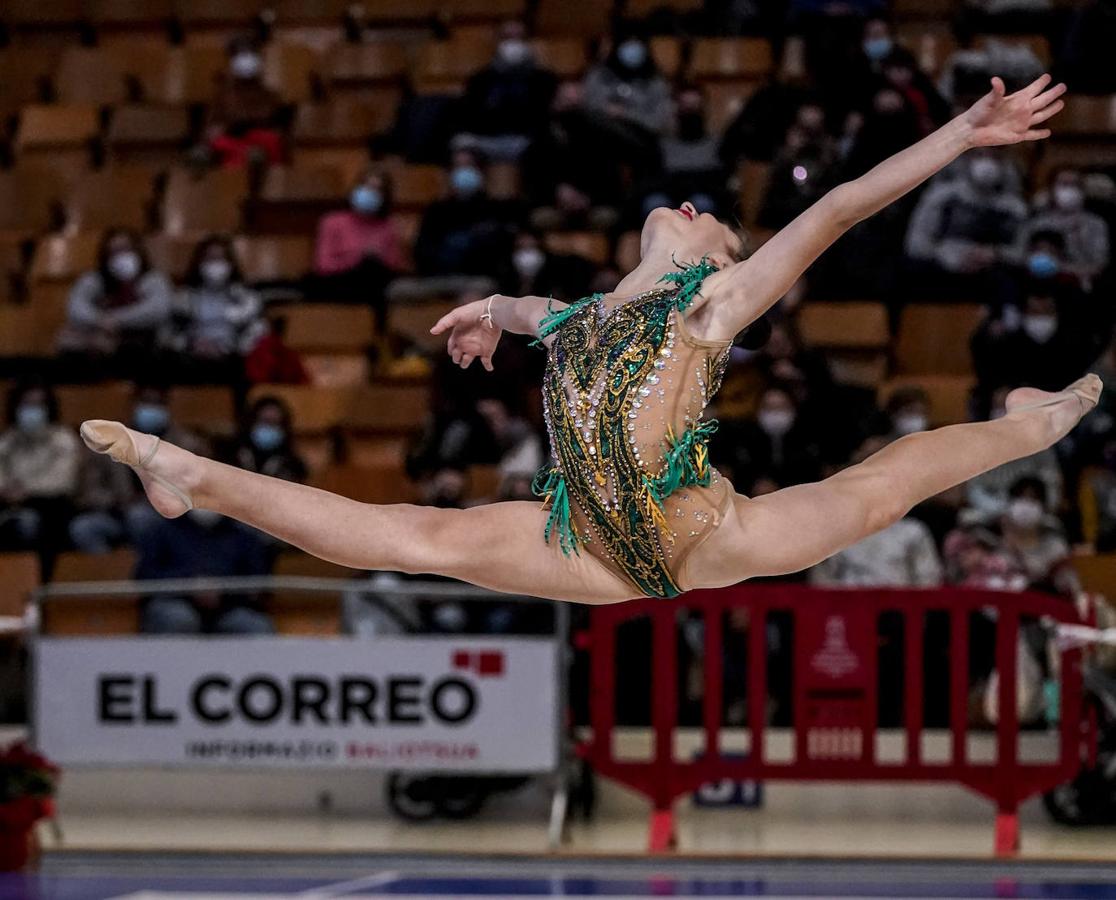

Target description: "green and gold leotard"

left=531, top=259, right=735, bottom=599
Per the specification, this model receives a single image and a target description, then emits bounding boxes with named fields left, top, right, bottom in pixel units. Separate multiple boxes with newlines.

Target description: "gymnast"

left=81, top=74, right=1100, bottom=604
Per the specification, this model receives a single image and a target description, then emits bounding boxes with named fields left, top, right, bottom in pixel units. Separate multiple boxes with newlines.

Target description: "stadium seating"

left=0, top=553, right=41, bottom=619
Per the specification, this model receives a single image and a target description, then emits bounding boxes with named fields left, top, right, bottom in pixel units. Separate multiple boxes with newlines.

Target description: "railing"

left=578, top=585, right=1090, bottom=856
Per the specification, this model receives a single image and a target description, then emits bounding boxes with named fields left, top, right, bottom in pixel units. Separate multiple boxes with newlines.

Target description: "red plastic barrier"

left=578, top=585, right=1089, bottom=855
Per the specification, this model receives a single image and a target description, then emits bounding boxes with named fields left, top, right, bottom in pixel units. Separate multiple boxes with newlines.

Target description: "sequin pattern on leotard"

left=531, top=259, right=733, bottom=599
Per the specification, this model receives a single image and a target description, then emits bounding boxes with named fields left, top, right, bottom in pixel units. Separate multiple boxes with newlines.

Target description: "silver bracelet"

left=479, top=295, right=496, bottom=329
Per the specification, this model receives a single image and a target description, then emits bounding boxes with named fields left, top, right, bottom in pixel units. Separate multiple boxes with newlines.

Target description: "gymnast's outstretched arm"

left=700, top=74, right=1067, bottom=340
left=429, top=293, right=566, bottom=369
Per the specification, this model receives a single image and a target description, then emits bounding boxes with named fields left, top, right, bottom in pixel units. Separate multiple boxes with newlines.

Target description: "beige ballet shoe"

left=1005, top=374, right=1103, bottom=417
left=80, top=419, right=194, bottom=516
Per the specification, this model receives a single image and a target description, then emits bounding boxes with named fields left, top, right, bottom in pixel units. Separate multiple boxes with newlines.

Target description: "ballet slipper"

left=80, top=419, right=194, bottom=516
left=1005, top=374, right=1102, bottom=417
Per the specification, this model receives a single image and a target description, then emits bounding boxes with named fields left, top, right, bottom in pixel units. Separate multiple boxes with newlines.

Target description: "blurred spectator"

left=166, top=235, right=267, bottom=383
left=841, top=84, right=925, bottom=179
left=413, top=149, right=518, bottom=278
left=0, top=381, right=80, bottom=560
left=972, top=291, right=1094, bottom=397
left=311, top=169, right=406, bottom=328
left=136, top=510, right=274, bottom=635
left=1078, top=436, right=1116, bottom=551
left=57, top=229, right=173, bottom=378
left=876, top=49, right=950, bottom=136
left=708, top=384, right=824, bottom=487
left=70, top=385, right=198, bottom=554
left=1014, top=168, right=1111, bottom=290
left=963, top=387, right=1064, bottom=526
left=938, top=29, right=1044, bottom=105
left=419, top=465, right=470, bottom=509
left=244, top=315, right=310, bottom=385
left=581, top=29, right=672, bottom=176
left=204, top=35, right=285, bottom=168
left=810, top=439, right=944, bottom=587
left=720, top=70, right=815, bottom=166
left=229, top=395, right=308, bottom=483
left=759, top=102, right=842, bottom=229
left=475, top=397, right=544, bottom=486
left=638, top=85, right=729, bottom=219
left=884, top=386, right=931, bottom=439
left=944, top=475, right=1079, bottom=596
left=499, top=229, right=595, bottom=299
left=1056, top=0, right=1116, bottom=95
left=453, top=20, right=558, bottom=162
left=903, top=150, right=1027, bottom=300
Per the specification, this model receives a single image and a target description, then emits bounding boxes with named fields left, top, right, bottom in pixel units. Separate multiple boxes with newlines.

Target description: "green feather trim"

left=647, top=418, right=719, bottom=503
left=657, top=255, right=720, bottom=314
left=529, top=294, right=600, bottom=347
left=531, top=464, right=581, bottom=556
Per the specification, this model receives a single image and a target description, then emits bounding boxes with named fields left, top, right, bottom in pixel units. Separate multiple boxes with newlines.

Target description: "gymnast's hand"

left=429, top=297, right=501, bottom=371
left=963, top=73, right=1066, bottom=147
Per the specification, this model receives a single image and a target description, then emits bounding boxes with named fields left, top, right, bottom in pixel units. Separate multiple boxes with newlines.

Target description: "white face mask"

left=969, top=157, right=1002, bottom=188
left=893, top=412, right=928, bottom=436
left=496, top=38, right=532, bottom=67
left=1022, top=314, right=1058, bottom=344
left=200, top=259, right=232, bottom=287
left=108, top=251, right=141, bottom=282
left=757, top=408, right=794, bottom=436
left=1052, top=184, right=1084, bottom=211
left=230, top=51, right=262, bottom=80
left=513, top=246, right=545, bottom=278
left=1007, top=497, right=1044, bottom=529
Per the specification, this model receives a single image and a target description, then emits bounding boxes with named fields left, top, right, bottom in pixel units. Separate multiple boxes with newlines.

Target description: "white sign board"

left=35, top=637, right=557, bottom=772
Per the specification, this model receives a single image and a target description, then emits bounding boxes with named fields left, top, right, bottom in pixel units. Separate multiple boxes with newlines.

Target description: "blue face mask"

left=617, top=39, right=647, bottom=69
left=133, top=403, right=170, bottom=435
left=251, top=423, right=285, bottom=452
left=862, top=37, right=893, bottom=61
left=1027, top=252, right=1059, bottom=278
left=451, top=166, right=483, bottom=196
left=350, top=185, right=383, bottom=215
left=16, top=405, right=48, bottom=433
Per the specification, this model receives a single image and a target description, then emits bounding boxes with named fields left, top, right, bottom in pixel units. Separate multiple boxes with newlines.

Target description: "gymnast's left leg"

left=681, top=376, right=1101, bottom=590
left=78, top=420, right=641, bottom=604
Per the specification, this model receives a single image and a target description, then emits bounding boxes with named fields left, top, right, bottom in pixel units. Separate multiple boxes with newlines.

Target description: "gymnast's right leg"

left=79, top=421, right=640, bottom=605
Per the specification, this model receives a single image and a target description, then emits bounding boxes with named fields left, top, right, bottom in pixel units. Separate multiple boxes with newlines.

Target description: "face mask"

left=1007, top=497, right=1044, bottom=529
left=757, top=408, right=794, bottom=436
left=513, top=246, right=545, bottom=278
left=1022, top=314, right=1058, bottom=343
left=617, top=39, right=647, bottom=70
left=1052, top=184, right=1084, bottom=211
left=16, top=405, right=48, bottom=433
left=230, top=51, right=262, bottom=80
left=350, top=185, right=383, bottom=215
left=969, top=157, right=1002, bottom=188
left=893, top=412, right=928, bottom=435
left=188, top=508, right=223, bottom=528
left=451, top=166, right=483, bottom=196
left=133, top=402, right=170, bottom=435
left=863, top=36, right=893, bottom=60
left=496, top=38, right=531, bottom=67
left=108, top=250, right=141, bottom=282
left=1027, top=252, right=1059, bottom=278
left=251, top=423, right=285, bottom=452
left=200, top=259, right=232, bottom=287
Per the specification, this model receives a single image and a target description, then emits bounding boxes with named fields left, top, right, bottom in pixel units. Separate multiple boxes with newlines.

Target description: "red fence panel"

left=578, top=585, right=1088, bottom=856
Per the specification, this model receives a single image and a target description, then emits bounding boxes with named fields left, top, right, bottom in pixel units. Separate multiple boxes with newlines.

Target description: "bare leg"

left=79, top=422, right=640, bottom=605
left=684, top=376, right=1102, bottom=587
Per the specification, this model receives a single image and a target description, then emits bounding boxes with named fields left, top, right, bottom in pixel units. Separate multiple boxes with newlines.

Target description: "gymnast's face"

left=639, top=202, right=744, bottom=269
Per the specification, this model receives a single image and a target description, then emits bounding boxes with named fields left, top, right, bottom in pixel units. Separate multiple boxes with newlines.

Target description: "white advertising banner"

left=34, top=637, right=558, bottom=771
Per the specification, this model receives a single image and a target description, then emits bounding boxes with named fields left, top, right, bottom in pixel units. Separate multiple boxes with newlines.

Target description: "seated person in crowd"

left=884, top=386, right=932, bottom=439
left=70, top=384, right=199, bottom=553
left=0, top=380, right=80, bottom=560
left=166, top=235, right=267, bottom=383
left=938, top=23, right=1044, bottom=105
left=136, top=486, right=274, bottom=636
left=1014, top=167, right=1110, bottom=290
left=1078, top=436, right=1116, bottom=552
left=904, top=149, right=1028, bottom=300
left=244, top=315, right=310, bottom=385
left=413, top=150, right=519, bottom=278
left=963, top=386, right=1064, bottom=527
left=57, top=229, right=173, bottom=377
left=758, top=102, right=843, bottom=229
left=453, top=19, right=558, bottom=162
left=474, top=397, right=544, bottom=488
left=810, top=437, right=944, bottom=587
left=498, top=229, right=595, bottom=300
left=205, top=35, right=285, bottom=168
left=944, top=476, right=1079, bottom=596
left=227, top=395, right=308, bottom=484
left=636, top=85, right=730, bottom=220
left=874, top=48, right=950, bottom=138
left=311, top=169, right=407, bottom=325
